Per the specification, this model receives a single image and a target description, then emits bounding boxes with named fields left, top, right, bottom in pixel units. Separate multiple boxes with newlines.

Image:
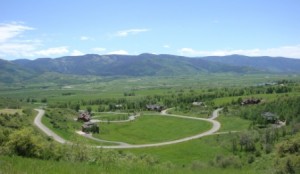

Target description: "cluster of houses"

left=77, top=112, right=99, bottom=134
left=76, top=101, right=280, bottom=134
left=261, top=112, right=279, bottom=124
left=241, top=98, right=261, bottom=105
left=238, top=98, right=281, bottom=125
left=192, top=101, right=205, bottom=106
left=146, top=104, right=165, bottom=112
left=77, top=112, right=91, bottom=122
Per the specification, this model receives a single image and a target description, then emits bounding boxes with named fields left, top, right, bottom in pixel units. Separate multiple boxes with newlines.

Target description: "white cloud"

left=178, top=48, right=207, bottom=56
left=92, top=47, right=106, bottom=52
left=34, top=47, right=69, bottom=57
left=0, top=22, right=73, bottom=59
left=0, top=22, right=38, bottom=58
left=107, top=50, right=128, bottom=55
left=0, top=42, right=37, bottom=57
left=163, top=44, right=170, bottom=48
left=0, top=42, right=70, bottom=58
left=0, top=22, right=34, bottom=43
left=80, top=36, right=90, bottom=41
left=71, top=49, right=84, bottom=56
left=178, top=45, right=300, bottom=58
left=115, top=29, right=149, bottom=37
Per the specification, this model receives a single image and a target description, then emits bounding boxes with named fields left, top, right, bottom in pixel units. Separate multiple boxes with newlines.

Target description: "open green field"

left=1, top=74, right=299, bottom=103
left=93, top=114, right=212, bottom=144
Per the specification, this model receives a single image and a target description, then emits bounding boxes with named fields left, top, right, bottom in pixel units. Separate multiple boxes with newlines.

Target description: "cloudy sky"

left=1, top=0, right=300, bottom=60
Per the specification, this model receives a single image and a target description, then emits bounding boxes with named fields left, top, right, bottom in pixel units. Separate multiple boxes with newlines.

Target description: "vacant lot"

left=0, top=109, right=22, bottom=115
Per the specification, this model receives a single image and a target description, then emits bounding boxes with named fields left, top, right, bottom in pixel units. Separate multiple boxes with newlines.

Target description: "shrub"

left=214, top=155, right=242, bottom=169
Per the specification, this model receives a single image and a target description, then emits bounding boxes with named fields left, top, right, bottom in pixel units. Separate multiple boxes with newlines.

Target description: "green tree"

left=266, top=87, right=274, bottom=94
left=75, top=104, right=80, bottom=112
left=239, top=132, right=256, bottom=152
left=237, top=97, right=243, bottom=105
left=285, top=159, right=295, bottom=174
left=41, top=98, right=47, bottom=103
left=231, top=137, right=238, bottom=154
left=86, top=106, right=92, bottom=114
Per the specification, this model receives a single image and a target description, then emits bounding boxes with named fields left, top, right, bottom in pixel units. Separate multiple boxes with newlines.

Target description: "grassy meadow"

left=93, top=114, right=212, bottom=144
left=92, top=112, right=129, bottom=121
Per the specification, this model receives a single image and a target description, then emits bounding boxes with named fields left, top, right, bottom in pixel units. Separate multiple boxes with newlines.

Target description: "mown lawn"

left=93, top=114, right=212, bottom=144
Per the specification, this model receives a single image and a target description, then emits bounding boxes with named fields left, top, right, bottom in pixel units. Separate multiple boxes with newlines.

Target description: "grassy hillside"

left=201, top=55, right=300, bottom=73
left=0, top=59, right=34, bottom=84
left=12, top=54, right=255, bottom=77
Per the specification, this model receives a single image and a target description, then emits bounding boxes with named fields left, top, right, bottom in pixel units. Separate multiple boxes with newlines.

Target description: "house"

left=115, top=104, right=123, bottom=108
left=82, top=122, right=99, bottom=133
left=241, top=98, right=261, bottom=105
left=77, top=112, right=91, bottom=122
left=146, top=104, right=164, bottom=112
left=262, top=112, right=279, bottom=124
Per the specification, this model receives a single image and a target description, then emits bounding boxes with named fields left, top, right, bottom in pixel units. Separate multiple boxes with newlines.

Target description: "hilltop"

left=1, top=54, right=300, bottom=84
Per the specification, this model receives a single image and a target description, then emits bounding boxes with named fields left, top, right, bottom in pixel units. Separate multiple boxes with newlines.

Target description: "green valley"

left=1, top=72, right=300, bottom=174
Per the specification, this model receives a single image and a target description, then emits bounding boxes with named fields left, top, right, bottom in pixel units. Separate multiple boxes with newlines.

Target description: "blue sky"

left=1, top=0, right=300, bottom=60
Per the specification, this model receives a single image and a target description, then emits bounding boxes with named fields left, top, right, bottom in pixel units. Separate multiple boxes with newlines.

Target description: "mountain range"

left=1, top=54, right=300, bottom=84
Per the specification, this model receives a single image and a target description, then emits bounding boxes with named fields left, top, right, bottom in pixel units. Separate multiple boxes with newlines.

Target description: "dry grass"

left=0, top=109, right=22, bottom=115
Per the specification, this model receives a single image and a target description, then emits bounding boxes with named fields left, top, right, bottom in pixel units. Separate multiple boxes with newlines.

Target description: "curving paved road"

left=34, top=109, right=67, bottom=144
left=34, top=108, right=223, bottom=149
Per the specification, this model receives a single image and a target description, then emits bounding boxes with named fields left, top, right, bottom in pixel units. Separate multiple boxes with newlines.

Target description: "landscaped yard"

left=93, top=114, right=212, bottom=144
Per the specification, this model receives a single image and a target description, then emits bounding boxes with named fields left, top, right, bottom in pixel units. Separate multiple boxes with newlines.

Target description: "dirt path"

left=34, top=108, right=223, bottom=149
